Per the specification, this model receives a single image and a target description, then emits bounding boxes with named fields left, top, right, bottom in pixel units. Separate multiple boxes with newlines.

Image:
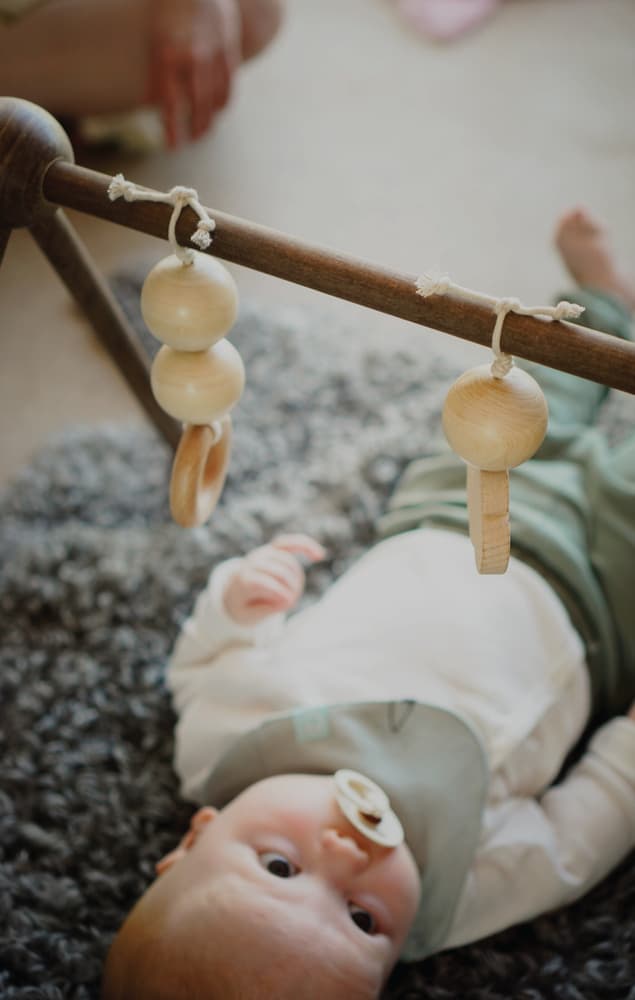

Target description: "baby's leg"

left=555, top=209, right=635, bottom=312
left=528, top=209, right=633, bottom=439
left=535, top=210, right=635, bottom=709
left=587, top=428, right=635, bottom=709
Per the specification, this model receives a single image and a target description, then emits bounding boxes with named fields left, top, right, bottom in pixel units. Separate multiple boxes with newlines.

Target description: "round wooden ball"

left=150, top=339, right=245, bottom=424
left=442, top=364, right=548, bottom=471
left=141, top=253, right=238, bottom=350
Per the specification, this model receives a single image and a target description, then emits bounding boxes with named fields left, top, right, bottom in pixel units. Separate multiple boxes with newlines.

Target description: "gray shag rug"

left=1, top=281, right=634, bottom=1000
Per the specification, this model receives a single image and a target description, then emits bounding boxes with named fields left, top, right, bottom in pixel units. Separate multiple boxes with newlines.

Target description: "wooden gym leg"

left=30, top=208, right=180, bottom=449
left=0, top=225, right=11, bottom=267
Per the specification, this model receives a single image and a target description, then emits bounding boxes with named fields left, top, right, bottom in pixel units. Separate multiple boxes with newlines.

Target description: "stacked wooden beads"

left=442, top=364, right=548, bottom=574
left=141, top=252, right=244, bottom=527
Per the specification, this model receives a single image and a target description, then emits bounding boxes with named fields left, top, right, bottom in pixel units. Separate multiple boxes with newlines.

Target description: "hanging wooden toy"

left=108, top=176, right=244, bottom=528
left=107, top=173, right=586, bottom=548
left=417, top=277, right=584, bottom=574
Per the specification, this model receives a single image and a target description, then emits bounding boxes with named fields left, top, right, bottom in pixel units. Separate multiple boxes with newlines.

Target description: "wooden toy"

left=99, top=177, right=249, bottom=528
left=2, top=99, right=634, bottom=547
left=443, top=363, right=548, bottom=573
left=414, top=278, right=582, bottom=573
left=141, top=252, right=238, bottom=350
left=143, top=255, right=245, bottom=526
left=169, top=419, right=232, bottom=529
left=150, top=339, right=245, bottom=424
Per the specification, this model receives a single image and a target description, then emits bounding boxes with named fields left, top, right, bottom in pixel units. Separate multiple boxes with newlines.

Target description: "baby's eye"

left=348, top=903, right=376, bottom=935
left=258, top=852, right=299, bottom=878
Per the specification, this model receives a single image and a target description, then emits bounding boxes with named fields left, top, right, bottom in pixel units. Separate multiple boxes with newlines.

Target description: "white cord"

left=416, top=272, right=585, bottom=380
left=107, top=173, right=216, bottom=266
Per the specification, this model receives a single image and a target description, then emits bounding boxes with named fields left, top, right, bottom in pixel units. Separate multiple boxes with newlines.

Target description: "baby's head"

left=102, top=774, right=421, bottom=999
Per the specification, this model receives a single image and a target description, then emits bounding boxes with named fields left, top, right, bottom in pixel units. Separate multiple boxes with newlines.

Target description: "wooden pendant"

left=442, top=363, right=548, bottom=574
left=467, top=465, right=510, bottom=574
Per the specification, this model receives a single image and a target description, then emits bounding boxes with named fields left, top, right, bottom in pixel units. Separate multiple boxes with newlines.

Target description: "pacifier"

left=333, top=769, right=404, bottom=848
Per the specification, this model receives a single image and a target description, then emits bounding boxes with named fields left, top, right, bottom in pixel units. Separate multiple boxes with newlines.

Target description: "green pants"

left=379, top=291, right=635, bottom=717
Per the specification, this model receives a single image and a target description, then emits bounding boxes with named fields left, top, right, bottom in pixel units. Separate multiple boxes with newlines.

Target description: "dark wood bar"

left=42, top=159, right=635, bottom=396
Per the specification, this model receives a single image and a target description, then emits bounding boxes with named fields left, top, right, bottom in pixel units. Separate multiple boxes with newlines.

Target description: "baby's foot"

left=555, top=208, right=635, bottom=311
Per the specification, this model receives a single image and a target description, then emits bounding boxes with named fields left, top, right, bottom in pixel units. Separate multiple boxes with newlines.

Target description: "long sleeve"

left=445, top=717, right=635, bottom=949
left=168, top=559, right=284, bottom=678
left=166, top=558, right=286, bottom=799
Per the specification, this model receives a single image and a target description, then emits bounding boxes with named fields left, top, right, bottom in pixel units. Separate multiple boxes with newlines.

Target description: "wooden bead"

left=150, top=339, right=245, bottom=424
left=141, top=253, right=238, bottom=350
left=442, top=364, right=548, bottom=471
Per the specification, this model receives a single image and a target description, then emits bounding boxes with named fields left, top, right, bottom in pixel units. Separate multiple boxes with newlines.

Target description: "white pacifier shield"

left=334, top=769, right=404, bottom=848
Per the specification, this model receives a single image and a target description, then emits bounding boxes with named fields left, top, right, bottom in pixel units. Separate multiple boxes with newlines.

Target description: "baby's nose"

left=321, top=828, right=370, bottom=875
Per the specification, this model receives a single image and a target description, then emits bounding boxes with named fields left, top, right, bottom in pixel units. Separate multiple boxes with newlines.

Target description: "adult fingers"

left=152, top=44, right=185, bottom=148
left=184, top=45, right=210, bottom=139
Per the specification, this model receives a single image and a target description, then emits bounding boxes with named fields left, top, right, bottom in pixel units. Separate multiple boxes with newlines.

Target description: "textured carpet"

left=1, top=288, right=633, bottom=999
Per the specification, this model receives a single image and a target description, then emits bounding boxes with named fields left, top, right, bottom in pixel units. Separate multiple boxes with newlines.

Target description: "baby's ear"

left=155, top=807, right=218, bottom=876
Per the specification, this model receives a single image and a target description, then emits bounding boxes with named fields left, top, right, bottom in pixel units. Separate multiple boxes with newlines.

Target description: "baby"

left=102, top=210, right=635, bottom=999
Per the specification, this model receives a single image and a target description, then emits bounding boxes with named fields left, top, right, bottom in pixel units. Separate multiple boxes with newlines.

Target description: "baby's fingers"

left=247, top=549, right=304, bottom=592
left=242, top=568, right=298, bottom=610
left=270, top=534, right=327, bottom=564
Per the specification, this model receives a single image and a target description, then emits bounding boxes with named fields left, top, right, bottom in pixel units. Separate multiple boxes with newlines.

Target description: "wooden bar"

left=0, top=224, right=11, bottom=267
left=43, top=160, right=635, bottom=395
left=30, top=208, right=181, bottom=448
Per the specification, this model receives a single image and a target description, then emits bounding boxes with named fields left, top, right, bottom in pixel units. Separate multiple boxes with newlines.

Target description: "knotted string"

left=107, top=173, right=216, bottom=265
left=416, top=272, right=585, bottom=380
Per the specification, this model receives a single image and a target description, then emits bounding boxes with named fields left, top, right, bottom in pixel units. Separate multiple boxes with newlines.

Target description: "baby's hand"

left=148, top=0, right=241, bottom=148
left=223, top=534, right=326, bottom=625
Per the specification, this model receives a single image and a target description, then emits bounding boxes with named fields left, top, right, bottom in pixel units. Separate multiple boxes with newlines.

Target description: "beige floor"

left=1, top=0, right=634, bottom=487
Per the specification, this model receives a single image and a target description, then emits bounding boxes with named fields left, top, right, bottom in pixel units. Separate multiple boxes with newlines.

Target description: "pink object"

left=393, top=0, right=502, bottom=42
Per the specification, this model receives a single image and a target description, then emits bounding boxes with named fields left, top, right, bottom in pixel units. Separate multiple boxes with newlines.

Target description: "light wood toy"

left=442, top=363, right=548, bottom=574
left=1, top=100, right=634, bottom=538
left=141, top=252, right=244, bottom=527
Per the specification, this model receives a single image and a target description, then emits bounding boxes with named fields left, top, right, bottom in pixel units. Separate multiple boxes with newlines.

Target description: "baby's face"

left=159, top=774, right=421, bottom=990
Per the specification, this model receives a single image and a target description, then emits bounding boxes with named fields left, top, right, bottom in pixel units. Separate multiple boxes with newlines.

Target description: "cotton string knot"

left=552, top=300, right=585, bottom=322
left=414, top=272, right=585, bottom=380
left=491, top=297, right=519, bottom=378
left=415, top=273, right=452, bottom=297
left=168, top=185, right=199, bottom=202
left=107, top=173, right=216, bottom=264
left=107, top=174, right=139, bottom=202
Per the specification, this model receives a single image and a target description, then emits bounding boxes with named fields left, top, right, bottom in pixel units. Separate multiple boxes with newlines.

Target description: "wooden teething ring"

left=169, top=418, right=232, bottom=528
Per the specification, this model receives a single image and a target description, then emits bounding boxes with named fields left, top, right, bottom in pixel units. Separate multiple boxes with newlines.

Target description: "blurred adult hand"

left=148, top=0, right=241, bottom=148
